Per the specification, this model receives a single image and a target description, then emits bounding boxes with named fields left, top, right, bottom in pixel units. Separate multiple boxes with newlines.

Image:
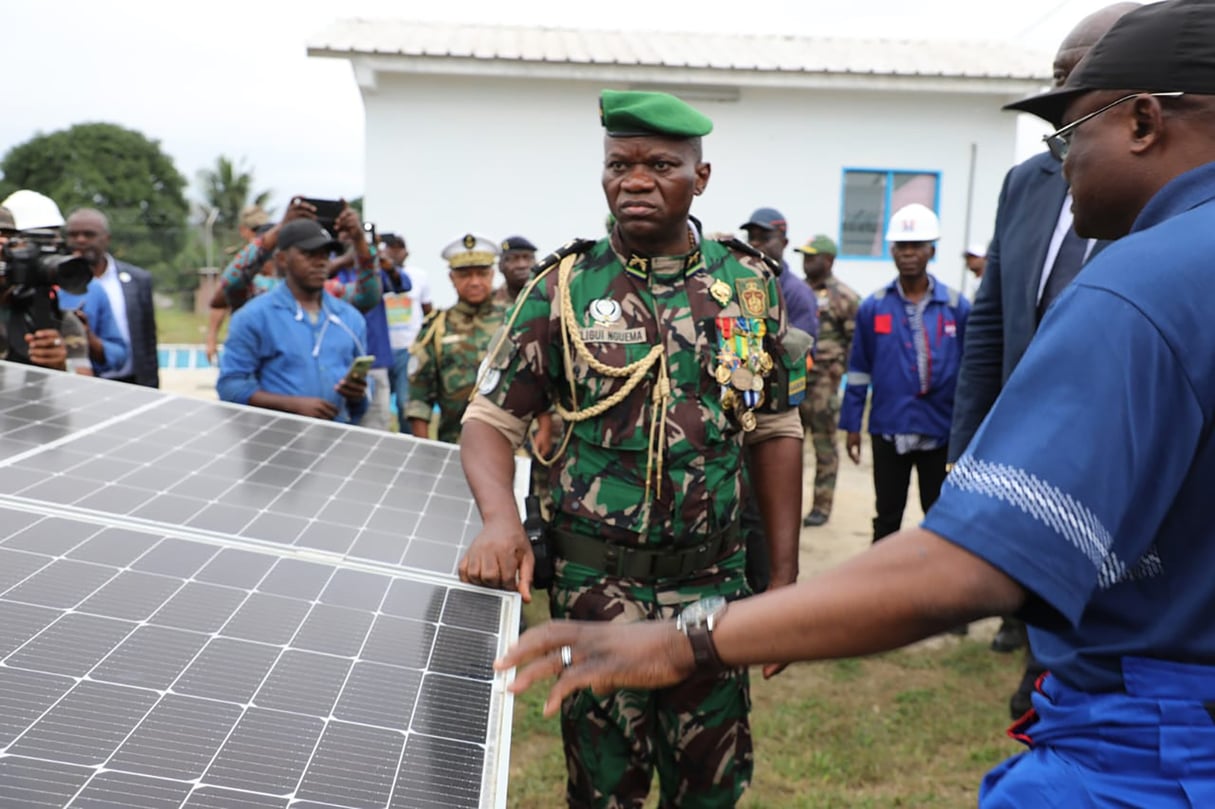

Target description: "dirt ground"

left=799, top=436, right=1001, bottom=646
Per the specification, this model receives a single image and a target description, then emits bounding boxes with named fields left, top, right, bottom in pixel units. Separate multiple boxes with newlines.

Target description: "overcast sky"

left=4, top=0, right=1125, bottom=218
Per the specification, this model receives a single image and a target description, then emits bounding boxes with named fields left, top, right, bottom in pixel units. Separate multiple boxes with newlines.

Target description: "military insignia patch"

left=735, top=278, right=768, bottom=318
left=463, top=233, right=476, bottom=249
left=588, top=299, right=623, bottom=326
left=709, top=279, right=732, bottom=307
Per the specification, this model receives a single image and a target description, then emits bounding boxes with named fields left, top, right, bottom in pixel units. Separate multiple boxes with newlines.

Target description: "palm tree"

left=196, top=156, right=272, bottom=251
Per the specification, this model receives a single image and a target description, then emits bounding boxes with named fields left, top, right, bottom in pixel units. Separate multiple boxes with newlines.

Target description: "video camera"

left=1, top=241, right=92, bottom=362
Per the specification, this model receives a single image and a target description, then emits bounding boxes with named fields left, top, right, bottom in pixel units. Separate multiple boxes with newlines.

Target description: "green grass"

left=157, top=308, right=212, bottom=344
left=508, top=595, right=1025, bottom=808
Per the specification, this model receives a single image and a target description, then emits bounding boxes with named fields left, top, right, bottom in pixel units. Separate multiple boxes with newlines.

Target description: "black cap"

left=500, top=235, right=537, bottom=252
left=1005, top=0, right=1215, bottom=127
left=277, top=219, right=342, bottom=254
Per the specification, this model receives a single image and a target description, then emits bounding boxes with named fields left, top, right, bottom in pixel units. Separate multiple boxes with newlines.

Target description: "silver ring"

left=559, top=645, right=573, bottom=670
left=53, top=338, right=62, bottom=346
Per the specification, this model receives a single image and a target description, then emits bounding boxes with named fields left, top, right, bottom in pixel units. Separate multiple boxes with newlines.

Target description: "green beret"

left=599, top=90, right=713, bottom=139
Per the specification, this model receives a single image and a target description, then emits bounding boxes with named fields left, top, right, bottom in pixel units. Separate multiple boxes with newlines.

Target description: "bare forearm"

left=713, top=528, right=1025, bottom=666
left=409, top=418, right=430, bottom=439
left=461, top=420, right=521, bottom=523
left=750, top=435, right=803, bottom=584
left=249, top=391, right=304, bottom=413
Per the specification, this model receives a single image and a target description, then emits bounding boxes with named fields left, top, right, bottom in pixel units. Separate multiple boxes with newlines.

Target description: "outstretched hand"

left=495, top=619, right=697, bottom=716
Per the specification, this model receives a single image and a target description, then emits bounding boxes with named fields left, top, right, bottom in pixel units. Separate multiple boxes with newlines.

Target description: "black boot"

left=991, top=616, right=1027, bottom=653
left=802, top=509, right=828, bottom=527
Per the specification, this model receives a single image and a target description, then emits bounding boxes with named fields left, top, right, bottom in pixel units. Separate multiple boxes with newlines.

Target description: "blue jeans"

left=390, top=347, right=411, bottom=420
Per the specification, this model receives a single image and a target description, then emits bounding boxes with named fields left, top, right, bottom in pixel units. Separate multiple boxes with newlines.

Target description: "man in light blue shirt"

left=218, top=220, right=369, bottom=423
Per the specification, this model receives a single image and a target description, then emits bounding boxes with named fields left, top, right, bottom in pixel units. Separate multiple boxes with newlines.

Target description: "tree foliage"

left=0, top=122, right=189, bottom=282
left=196, top=155, right=273, bottom=252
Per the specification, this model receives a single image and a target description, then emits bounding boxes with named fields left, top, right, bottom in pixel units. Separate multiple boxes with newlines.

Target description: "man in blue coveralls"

left=498, top=2, right=1215, bottom=805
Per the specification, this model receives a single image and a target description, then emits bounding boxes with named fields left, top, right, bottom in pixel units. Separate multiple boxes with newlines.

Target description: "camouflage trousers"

left=797, top=367, right=843, bottom=515
left=550, top=556, right=753, bottom=809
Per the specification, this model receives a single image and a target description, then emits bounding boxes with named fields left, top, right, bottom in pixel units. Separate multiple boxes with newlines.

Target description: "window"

left=840, top=169, right=941, bottom=258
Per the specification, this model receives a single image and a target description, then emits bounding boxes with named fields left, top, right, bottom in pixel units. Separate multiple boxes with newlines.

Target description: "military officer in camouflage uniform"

left=459, top=90, right=805, bottom=808
left=794, top=235, right=859, bottom=527
left=492, top=235, right=537, bottom=310
left=404, top=235, right=505, bottom=443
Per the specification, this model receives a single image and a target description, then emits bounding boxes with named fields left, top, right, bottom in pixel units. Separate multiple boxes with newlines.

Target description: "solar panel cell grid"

left=0, top=363, right=517, bottom=808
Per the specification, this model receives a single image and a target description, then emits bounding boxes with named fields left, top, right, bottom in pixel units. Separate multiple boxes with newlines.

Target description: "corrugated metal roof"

left=308, top=19, right=1049, bottom=82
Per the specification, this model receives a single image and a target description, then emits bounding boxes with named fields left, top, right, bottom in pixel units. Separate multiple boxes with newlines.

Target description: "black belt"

left=550, top=522, right=741, bottom=581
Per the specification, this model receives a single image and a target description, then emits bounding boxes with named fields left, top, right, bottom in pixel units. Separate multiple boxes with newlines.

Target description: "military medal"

left=759, top=352, right=774, bottom=374
left=709, top=279, right=732, bottom=307
left=715, top=364, right=733, bottom=385
left=730, top=367, right=754, bottom=392
left=739, top=411, right=757, bottom=432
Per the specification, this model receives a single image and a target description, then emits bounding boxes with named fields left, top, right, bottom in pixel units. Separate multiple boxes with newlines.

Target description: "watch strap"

left=685, top=622, right=725, bottom=672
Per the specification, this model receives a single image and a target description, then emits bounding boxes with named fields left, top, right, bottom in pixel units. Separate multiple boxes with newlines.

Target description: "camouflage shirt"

left=476, top=235, right=802, bottom=545
left=811, top=275, right=861, bottom=369
left=405, top=299, right=505, bottom=443
left=492, top=285, right=521, bottom=310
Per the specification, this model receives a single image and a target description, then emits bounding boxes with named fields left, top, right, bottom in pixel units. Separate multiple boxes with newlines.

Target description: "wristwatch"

left=676, top=595, right=728, bottom=672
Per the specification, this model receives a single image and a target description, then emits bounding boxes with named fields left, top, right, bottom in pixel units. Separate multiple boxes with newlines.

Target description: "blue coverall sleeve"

left=839, top=298, right=874, bottom=434
left=924, top=285, right=1203, bottom=626
left=216, top=306, right=263, bottom=405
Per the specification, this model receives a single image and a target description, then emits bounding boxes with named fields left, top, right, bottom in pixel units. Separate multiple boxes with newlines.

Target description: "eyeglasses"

left=1042, top=91, right=1184, bottom=161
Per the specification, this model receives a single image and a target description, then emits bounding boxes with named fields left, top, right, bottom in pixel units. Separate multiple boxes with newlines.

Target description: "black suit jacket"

left=948, top=152, right=1105, bottom=462
left=115, top=259, right=159, bottom=388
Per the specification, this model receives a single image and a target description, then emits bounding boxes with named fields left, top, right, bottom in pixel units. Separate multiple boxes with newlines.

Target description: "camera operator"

left=0, top=203, right=88, bottom=372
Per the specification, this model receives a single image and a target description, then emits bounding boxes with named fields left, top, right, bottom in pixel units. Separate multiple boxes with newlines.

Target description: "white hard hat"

left=1, top=190, right=65, bottom=231
left=965, top=241, right=988, bottom=258
left=885, top=203, right=940, bottom=242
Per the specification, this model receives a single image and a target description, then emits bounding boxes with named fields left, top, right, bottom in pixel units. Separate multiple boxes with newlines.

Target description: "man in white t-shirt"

left=380, top=233, right=433, bottom=422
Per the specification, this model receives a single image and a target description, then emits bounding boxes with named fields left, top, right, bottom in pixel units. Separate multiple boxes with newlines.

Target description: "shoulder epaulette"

left=712, top=235, right=781, bottom=275
left=414, top=309, right=447, bottom=351
left=531, top=238, right=598, bottom=280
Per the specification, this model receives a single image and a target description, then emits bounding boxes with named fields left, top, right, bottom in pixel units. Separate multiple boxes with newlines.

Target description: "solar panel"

left=0, top=363, right=527, bottom=579
left=0, top=503, right=516, bottom=809
left=0, top=362, right=522, bottom=809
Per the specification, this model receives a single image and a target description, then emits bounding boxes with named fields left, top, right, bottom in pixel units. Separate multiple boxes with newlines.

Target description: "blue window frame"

left=840, top=169, right=941, bottom=260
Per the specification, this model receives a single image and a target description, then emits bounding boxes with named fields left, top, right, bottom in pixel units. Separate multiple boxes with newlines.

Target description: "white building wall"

left=361, top=72, right=1020, bottom=307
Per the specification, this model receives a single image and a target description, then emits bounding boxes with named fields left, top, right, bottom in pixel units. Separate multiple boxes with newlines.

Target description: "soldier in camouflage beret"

left=404, top=234, right=505, bottom=443
left=459, top=89, right=806, bottom=807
